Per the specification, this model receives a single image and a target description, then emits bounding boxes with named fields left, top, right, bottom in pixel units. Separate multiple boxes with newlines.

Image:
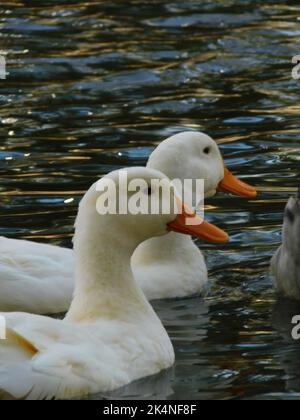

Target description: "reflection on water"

left=0, top=0, right=300, bottom=400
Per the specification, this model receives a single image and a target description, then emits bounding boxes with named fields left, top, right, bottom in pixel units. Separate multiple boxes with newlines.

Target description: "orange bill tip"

left=167, top=202, right=229, bottom=243
left=217, top=166, right=257, bottom=198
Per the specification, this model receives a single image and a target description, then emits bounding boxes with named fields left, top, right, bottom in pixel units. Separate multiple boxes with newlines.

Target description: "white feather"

left=0, top=132, right=225, bottom=314
left=0, top=168, right=177, bottom=399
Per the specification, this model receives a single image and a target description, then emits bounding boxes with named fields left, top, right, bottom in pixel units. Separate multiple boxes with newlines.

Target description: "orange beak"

left=167, top=202, right=229, bottom=243
left=217, top=166, right=257, bottom=198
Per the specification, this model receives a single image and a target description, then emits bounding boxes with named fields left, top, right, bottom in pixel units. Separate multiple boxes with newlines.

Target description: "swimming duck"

left=0, top=131, right=256, bottom=313
left=271, top=192, right=300, bottom=300
left=133, top=131, right=257, bottom=300
left=0, top=167, right=228, bottom=400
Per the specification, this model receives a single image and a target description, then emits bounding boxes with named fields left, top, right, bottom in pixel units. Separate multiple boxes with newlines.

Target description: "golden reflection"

left=0, top=190, right=84, bottom=196
left=22, top=233, right=73, bottom=240
left=239, top=331, right=274, bottom=337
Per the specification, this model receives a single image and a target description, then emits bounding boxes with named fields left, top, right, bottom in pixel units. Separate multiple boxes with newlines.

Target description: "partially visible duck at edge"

left=271, top=191, right=300, bottom=300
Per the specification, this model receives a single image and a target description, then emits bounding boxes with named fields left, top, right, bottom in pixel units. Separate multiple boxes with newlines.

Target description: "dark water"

left=0, top=0, right=300, bottom=400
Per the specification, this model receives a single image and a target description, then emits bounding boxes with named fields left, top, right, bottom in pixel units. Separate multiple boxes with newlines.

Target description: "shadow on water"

left=0, top=0, right=300, bottom=399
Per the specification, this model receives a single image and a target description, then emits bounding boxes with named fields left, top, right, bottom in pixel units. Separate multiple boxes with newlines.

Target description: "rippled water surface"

left=1, top=0, right=300, bottom=400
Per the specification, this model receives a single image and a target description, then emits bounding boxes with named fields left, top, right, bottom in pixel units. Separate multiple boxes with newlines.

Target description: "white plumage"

left=0, top=131, right=255, bottom=313
left=0, top=237, right=73, bottom=313
left=0, top=167, right=227, bottom=400
left=0, top=168, right=177, bottom=399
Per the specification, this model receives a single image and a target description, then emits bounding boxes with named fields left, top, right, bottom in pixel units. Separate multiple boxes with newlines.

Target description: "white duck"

left=0, top=131, right=256, bottom=313
left=0, top=167, right=228, bottom=400
left=271, top=193, right=300, bottom=300
left=133, top=131, right=256, bottom=300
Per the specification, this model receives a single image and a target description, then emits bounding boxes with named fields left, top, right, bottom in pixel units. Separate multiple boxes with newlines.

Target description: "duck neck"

left=66, top=210, right=152, bottom=322
left=281, top=241, right=300, bottom=268
left=133, top=231, right=197, bottom=266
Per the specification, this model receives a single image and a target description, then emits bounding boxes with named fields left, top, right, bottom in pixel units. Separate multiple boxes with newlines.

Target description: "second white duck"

left=133, top=131, right=256, bottom=299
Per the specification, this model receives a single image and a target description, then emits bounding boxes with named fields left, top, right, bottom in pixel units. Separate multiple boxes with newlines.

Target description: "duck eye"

left=203, top=147, right=211, bottom=155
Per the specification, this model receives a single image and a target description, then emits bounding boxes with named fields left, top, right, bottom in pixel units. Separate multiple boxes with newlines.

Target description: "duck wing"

left=0, top=237, right=74, bottom=314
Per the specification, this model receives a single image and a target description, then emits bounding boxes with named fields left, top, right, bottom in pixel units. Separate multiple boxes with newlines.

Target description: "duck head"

left=91, top=167, right=229, bottom=245
left=147, top=131, right=257, bottom=202
left=282, top=193, right=300, bottom=257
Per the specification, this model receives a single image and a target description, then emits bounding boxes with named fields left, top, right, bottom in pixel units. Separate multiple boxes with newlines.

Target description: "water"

left=0, top=0, right=300, bottom=400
